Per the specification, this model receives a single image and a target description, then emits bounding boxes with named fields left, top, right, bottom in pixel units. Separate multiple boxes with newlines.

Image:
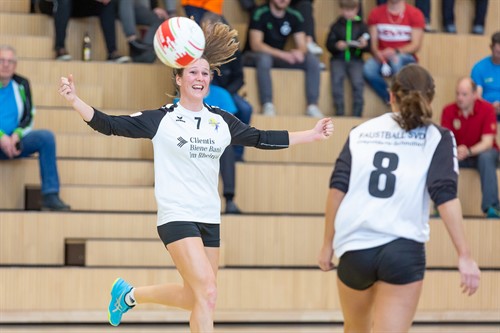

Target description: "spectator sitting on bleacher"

left=374, top=0, right=433, bottom=32
left=442, top=0, right=489, bottom=35
left=290, top=0, right=322, bottom=56
left=326, top=0, right=369, bottom=117
left=471, top=31, right=500, bottom=121
left=441, top=77, right=500, bottom=218
left=363, top=0, right=424, bottom=104
left=238, top=0, right=323, bottom=56
left=0, top=45, right=70, bottom=211
left=181, top=0, right=224, bottom=24
left=117, top=0, right=169, bottom=63
left=243, top=0, right=323, bottom=117
left=39, top=0, right=131, bottom=62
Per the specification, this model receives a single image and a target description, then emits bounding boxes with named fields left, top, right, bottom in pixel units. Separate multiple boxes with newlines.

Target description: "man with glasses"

left=0, top=45, right=70, bottom=211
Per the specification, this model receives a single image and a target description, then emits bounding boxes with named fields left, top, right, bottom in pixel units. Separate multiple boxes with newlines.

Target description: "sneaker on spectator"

left=225, top=200, right=242, bottom=214
left=444, top=24, right=457, bottom=33
left=472, top=25, right=484, bottom=35
left=129, top=40, right=156, bottom=63
left=486, top=206, right=500, bottom=218
left=307, top=41, right=323, bottom=55
left=424, top=23, right=436, bottom=33
left=55, top=48, right=72, bottom=61
left=41, top=193, right=70, bottom=211
left=108, top=278, right=134, bottom=326
left=319, top=62, right=326, bottom=70
left=306, top=105, right=324, bottom=118
left=262, top=102, right=276, bottom=116
left=107, top=52, right=131, bottom=64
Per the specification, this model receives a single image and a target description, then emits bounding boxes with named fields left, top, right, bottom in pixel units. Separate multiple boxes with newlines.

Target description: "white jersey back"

left=331, top=113, right=459, bottom=257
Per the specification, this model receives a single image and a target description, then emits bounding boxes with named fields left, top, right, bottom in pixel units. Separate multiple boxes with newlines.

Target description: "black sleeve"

left=220, top=111, right=289, bottom=149
left=326, top=21, right=341, bottom=55
left=87, top=108, right=166, bottom=139
left=427, top=128, right=458, bottom=206
left=329, top=136, right=351, bottom=193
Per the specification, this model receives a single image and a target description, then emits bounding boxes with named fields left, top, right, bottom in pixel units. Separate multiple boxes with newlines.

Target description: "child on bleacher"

left=326, top=0, right=369, bottom=117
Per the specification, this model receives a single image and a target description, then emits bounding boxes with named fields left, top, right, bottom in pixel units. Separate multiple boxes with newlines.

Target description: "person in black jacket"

left=326, top=0, right=369, bottom=117
left=0, top=45, right=70, bottom=210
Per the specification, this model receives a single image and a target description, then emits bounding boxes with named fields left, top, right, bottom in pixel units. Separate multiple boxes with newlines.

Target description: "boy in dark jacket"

left=326, top=0, right=369, bottom=117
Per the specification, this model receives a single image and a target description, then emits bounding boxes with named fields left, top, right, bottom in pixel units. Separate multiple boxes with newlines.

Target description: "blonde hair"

left=390, top=64, right=435, bottom=131
left=173, top=20, right=239, bottom=77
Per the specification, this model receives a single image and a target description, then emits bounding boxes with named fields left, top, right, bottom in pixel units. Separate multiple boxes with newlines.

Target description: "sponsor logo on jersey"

left=209, top=118, right=220, bottom=132
left=176, top=116, right=185, bottom=123
left=177, top=136, right=188, bottom=148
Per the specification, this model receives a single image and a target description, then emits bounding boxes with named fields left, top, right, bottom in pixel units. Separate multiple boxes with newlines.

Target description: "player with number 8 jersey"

left=318, top=64, right=480, bottom=333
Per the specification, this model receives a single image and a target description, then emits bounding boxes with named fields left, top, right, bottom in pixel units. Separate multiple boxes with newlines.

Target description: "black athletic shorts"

left=337, top=238, right=426, bottom=290
left=157, top=221, right=220, bottom=247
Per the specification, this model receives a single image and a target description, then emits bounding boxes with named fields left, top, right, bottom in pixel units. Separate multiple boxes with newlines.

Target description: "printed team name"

left=188, top=137, right=221, bottom=158
left=191, top=137, right=215, bottom=144
left=359, top=130, right=426, bottom=140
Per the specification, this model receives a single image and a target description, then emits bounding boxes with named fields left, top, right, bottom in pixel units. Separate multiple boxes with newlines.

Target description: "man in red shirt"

left=363, top=0, right=425, bottom=103
left=441, top=77, right=500, bottom=218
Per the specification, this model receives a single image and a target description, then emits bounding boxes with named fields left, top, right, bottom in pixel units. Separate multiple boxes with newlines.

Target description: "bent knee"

left=195, top=282, right=217, bottom=310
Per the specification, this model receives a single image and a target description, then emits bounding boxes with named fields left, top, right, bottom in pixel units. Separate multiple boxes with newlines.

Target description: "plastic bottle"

left=82, top=32, right=91, bottom=61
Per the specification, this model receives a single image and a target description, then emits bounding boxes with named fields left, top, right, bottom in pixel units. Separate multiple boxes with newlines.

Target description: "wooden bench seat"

left=1, top=212, right=498, bottom=268
left=0, top=267, right=498, bottom=322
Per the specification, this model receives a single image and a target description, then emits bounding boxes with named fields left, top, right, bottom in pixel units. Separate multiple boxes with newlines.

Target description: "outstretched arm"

left=437, top=198, right=480, bottom=296
left=59, top=74, right=94, bottom=122
left=289, top=118, right=334, bottom=146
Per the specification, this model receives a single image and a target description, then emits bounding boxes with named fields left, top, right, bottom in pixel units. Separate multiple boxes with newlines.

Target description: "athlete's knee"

left=196, top=280, right=217, bottom=311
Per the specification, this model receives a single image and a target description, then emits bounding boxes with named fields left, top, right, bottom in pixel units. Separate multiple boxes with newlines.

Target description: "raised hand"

left=58, top=74, right=77, bottom=103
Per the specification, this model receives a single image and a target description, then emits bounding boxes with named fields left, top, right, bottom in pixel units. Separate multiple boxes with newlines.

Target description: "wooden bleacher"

left=0, top=0, right=499, bottom=328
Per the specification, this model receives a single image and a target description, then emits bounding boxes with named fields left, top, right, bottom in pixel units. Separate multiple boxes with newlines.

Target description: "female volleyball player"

left=59, top=21, right=333, bottom=333
left=318, top=64, right=480, bottom=332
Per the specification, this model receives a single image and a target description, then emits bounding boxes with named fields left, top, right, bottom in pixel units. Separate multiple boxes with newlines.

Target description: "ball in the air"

left=154, top=17, right=206, bottom=68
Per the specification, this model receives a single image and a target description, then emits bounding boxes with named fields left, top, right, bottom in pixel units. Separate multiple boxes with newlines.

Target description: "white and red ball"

left=154, top=17, right=205, bottom=68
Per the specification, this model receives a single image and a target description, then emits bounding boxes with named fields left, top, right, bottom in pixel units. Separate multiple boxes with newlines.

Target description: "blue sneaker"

left=108, top=278, right=134, bottom=326
left=486, top=206, right=500, bottom=218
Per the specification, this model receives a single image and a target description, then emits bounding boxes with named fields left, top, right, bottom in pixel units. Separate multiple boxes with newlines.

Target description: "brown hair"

left=492, top=31, right=500, bottom=46
left=390, top=64, right=435, bottom=131
left=173, top=20, right=239, bottom=78
left=339, top=0, right=359, bottom=9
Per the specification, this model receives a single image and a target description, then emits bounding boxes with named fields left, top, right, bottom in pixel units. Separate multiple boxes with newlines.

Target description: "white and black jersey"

left=87, top=103, right=289, bottom=226
left=330, top=113, right=459, bottom=258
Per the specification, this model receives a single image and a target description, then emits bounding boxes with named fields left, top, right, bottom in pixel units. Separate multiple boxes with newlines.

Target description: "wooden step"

left=0, top=267, right=498, bottom=322
left=15, top=59, right=172, bottom=111
left=0, top=13, right=130, bottom=60
left=7, top=158, right=154, bottom=186
left=0, top=323, right=498, bottom=333
left=32, top=83, right=104, bottom=109
left=0, top=35, right=53, bottom=59
left=1, top=212, right=497, bottom=268
left=0, top=13, right=50, bottom=36
left=0, top=158, right=494, bottom=217
left=0, top=0, right=30, bottom=14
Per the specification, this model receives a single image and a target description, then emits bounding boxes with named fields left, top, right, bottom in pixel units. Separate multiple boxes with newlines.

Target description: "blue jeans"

left=459, top=148, right=500, bottom=212
left=243, top=51, right=320, bottom=106
left=363, top=53, right=417, bottom=103
left=232, top=93, right=253, bottom=161
left=0, top=130, right=60, bottom=195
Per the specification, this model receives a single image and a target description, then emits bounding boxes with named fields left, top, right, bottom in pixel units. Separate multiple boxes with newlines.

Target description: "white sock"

left=124, top=288, right=136, bottom=306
